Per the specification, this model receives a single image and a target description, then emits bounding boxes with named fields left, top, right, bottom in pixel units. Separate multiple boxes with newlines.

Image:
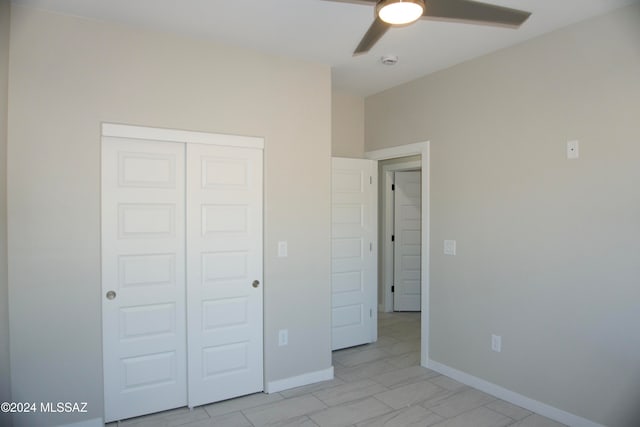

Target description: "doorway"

left=365, top=142, right=430, bottom=367
left=378, top=157, right=422, bottom=313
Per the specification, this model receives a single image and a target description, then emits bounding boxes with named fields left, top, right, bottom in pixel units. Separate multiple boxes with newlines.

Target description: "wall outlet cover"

left=567, top=140, right=579, bottom=159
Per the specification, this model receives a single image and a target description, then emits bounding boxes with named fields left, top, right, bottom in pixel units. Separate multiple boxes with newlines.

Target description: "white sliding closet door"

left=186, top=143, right=264, bottom=407
left=102, top=124, right=264, bottom=422
left=102, top=138, right=187, bottom=422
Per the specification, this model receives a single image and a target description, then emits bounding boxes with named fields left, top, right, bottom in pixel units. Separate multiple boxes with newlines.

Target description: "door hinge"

left=370, top=176, right=373, bottom=185
left=369, top=242, right=373, bottom=252
left=370, top=308, right=373, bottom=318
left=391, top=235, right=395, bottom=242
left=391, top=285, right=395, bottom=293
left=392, top=184, right=395, bottom=191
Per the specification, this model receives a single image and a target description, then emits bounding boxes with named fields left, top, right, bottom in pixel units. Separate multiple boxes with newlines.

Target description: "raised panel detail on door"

left=102, top=138, right=187, bottom=422
left=187, top=144, right=263, bottom=408
left=121, top=352, right=177, bottom=390
left=393, top=171, right=422, bottom=312
left=202, top=205, right=248, bottom=234
left=202, top=158, right=248, bottom=187
left=118, top=204, right=176, bottom=238
left=119, top=303, right=176, bottom=339
left=331, top=157, right=377, bottom=350
left=118, top=254, right=176, bottom=288
left=118, top=152, right=176, bottom=188
left=202, top=298, right=248, bottom=329
left=202, top=252, right=249, bottom=283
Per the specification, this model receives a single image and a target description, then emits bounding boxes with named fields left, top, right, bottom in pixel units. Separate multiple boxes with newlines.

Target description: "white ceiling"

left=12, top=0, right=639, bottom=96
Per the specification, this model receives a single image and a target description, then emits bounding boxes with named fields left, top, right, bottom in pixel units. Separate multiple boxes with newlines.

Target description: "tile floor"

left=108, top=311, right=566, bottom=427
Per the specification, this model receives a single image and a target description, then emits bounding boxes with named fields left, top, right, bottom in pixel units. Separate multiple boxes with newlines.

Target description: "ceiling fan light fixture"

left=376, top=0, right=425, bottom=25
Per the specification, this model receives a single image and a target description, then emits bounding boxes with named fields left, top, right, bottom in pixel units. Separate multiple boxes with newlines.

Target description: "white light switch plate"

left=278, top=329, right=288, bottom=346
left=491, top=334, right=502, bottom=352
left=444, top=240, right=456, bottom=256
left=278, top=241, right=288, bottom=257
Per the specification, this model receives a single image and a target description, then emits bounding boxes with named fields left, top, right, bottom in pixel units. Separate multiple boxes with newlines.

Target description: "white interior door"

left=102, top=138, right=187, bottom=422
left=393, top=171, right=422, bottom=312
left=186, top=143, right=264, bottom=407
left=331, top=157, right=377, bottom=350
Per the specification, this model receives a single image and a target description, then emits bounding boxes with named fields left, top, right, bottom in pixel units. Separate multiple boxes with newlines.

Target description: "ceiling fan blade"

left=423, top=0, right=531, bottom=28
left=320, top=0, right=376, bottom=5
left=354, top=17, right=392, bottom=56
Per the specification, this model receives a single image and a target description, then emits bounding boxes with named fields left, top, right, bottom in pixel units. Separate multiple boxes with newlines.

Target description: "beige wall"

left=7, top=6, right=331, bottom=426
left=332, top=90, right=364, bottom=158
left=0, top=0, right=11, bottom=425
left=366, top=4, right=640, bottom=427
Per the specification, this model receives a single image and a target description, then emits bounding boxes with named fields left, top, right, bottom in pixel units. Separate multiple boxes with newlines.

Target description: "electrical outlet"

left=491, top=334, right=502, bottom=353
left=567, top=140, right=579, bottom=159
left=278, top=329, right=288, bottom=346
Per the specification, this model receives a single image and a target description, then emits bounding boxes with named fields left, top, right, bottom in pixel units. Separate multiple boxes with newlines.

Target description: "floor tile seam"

left=424, top=375, right=472, bottom=393
left=381, top=353, right=419, bottom=365
left=417, top=387, right=472, bottom=410
left=369, top=394, right=403, bottom=412
left=346, top=396, right=406, bottom=426
left=335, top=357, right=389, bottom=368
left=320, top=395, right=398, bottom=424
left=219, top=409, right=256, bottom=427
left=502, top=413, right=554, bottom=427
left=480, top=400, right=524, bottom=422
left=312, top=383, right=391, bottom=407
left=234, top=394, right=297, bottom=415
left=447, top=390, right=499, bottom=409
left=375, top=375, right=435, bottom=390
left=175, top=407, right=214, bottom=426
left=336, top=359, right=404, bottom=377
left=429, top=399, right=506, bottom=423
left=121, top=407, right=210, bottom=427
left=205, top=392, right=285, bottom=419
left=338, top=356, right=394, bottom=369
left=280, top=383, right=345, bottom=400
left=379, top=347, right=420, bottom=357
left=299, top=400, right=341, bottom=419
left=390, top=394, right=449, bottom=412
left=242, top=406, right=325, bottom=427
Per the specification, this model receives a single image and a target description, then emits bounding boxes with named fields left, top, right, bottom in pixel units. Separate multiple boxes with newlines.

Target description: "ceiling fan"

left=324, top=0, right=532, bottom=56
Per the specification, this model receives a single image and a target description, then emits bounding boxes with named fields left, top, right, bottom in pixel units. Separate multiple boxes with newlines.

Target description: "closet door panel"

left=102, top=138, right=187, bottom=422
left=186, top=143, right=263, bottom=407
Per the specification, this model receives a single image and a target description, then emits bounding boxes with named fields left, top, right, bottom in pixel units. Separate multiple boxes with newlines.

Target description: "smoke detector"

left=380, top=55, right=399, bottom=66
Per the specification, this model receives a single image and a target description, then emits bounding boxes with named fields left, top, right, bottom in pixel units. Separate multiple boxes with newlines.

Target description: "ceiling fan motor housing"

left=376, top=0, right=426, bottom=25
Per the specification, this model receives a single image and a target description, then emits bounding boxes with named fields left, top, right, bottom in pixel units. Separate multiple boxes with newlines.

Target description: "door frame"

left=366, top=141, right=430, bottom=367
left=380, top=159, right=422, bottom=313
left=101, top=122, right=265, bottom=417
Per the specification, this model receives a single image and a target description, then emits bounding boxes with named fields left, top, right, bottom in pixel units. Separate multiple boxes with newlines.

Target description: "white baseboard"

left=58, top=418, right=103, bottom=427
left=427, top=360, right=604, bottom=427
left=265, top=366, right=334, bottom=394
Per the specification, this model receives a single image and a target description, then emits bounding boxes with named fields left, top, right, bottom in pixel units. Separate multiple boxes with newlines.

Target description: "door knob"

left=106, top=290, right=117, bottom=300
left=252, top=280, right=260, bottom=288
